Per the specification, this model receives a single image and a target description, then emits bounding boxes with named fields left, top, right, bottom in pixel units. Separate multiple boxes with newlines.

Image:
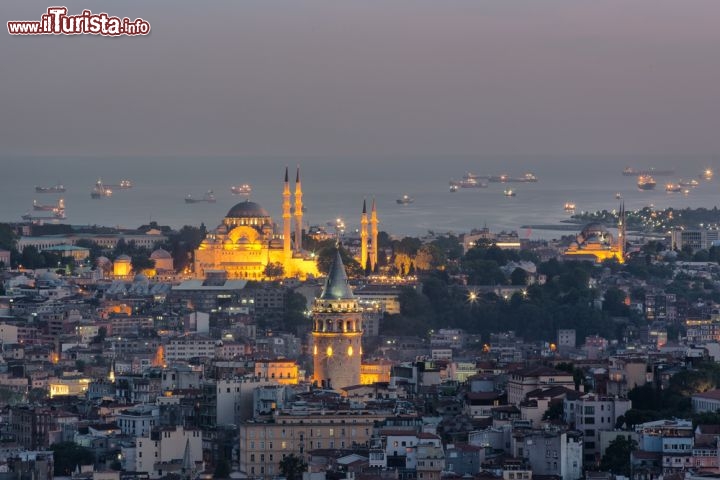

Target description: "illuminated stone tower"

left=360, top=200, right=368, bottom=270
left=312, top=249, right=362, bottom=390
left=282, top=167, right=292, bottom=268
left=294, top=166, right=303, bottom=253
left=617, top=202, right=626, bottom=262
left=370, top=199, right=378, bottom=271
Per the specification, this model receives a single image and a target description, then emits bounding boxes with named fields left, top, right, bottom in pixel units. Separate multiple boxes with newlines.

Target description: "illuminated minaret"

left=370, top=198, right=378, bottom=271
left=294, top=166, right=303, bottom=253
left=282, top=167, right=292, bottom=267
left=617, top=202, right=626, bottom=262
left=360, top=200, right=368, bottom=270
left=312, top=249, right=362, bottom=390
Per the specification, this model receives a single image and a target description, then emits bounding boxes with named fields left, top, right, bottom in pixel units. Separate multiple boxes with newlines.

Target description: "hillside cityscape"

left=5, top=1, right=720, bottom=480
left=2, top=166, right=720, bottom=480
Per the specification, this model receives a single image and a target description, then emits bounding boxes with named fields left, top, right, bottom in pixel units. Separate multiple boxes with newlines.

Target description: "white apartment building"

left=507, top=367, right=574, bottom=405
left=117, top=405, right=160, bottom=437
left=564, top=393, right=631, bottom=464
left=132, top=426, right=203, bottom=479
left=164, top=336, right=218, bottom=362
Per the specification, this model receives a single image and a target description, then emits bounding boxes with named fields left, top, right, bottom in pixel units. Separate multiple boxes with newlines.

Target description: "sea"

left=1, top=154, right=718, bottom=241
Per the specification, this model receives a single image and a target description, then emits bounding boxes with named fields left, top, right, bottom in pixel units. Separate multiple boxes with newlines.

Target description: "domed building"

left=193, top=168, right=319, bottom=280
left=150, top=248, right=174, bottom=272
left=113, top=254, right=132, bottom=277
left=564, top=205, right=626, bottom=263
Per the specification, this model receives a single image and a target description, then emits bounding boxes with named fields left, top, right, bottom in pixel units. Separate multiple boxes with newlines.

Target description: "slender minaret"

left=282, top=167, right=292, bottom=268
left=294, top=166, right=303, bottom=254
left=360, top=200, right=368, bottom=270
left=370, top=198, right=379, bottom=271
left=617, top=202, right=626, bottom=262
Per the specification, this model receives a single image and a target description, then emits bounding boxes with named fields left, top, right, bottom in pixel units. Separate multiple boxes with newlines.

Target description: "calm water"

left=1, top=155, right=718, bottom=240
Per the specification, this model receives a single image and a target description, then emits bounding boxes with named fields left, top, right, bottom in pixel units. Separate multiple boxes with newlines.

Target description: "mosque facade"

left=564, top=204, right=626, bottom=263
left=193, top=167, right=319, bottom=280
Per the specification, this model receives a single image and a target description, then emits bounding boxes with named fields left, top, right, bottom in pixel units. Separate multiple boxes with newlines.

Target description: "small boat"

left=637, top=175, right=656, bottom=190
left=396, top=194, right=414, bottom=205
left=678, top=179, right=699, bottom=187
left=564, top=202, right=576, bottom=212
left=231, top=184, right=252, bottom=195
left=35, top=183, right=66, bottom=193
left=118, top=180, right=133, bottom=189
left=33, top=198, right=65, bottom=211
left=665, top=183, right=682, bottom=193
left=185, top=190, right=216, bottom=204
left=449, top=184, right=459, bottom=192
left=504, top=189, right=516, bottom=197
left=91, top=179, right=112, bottom=199
left=702, top=168, right=713, bottom=180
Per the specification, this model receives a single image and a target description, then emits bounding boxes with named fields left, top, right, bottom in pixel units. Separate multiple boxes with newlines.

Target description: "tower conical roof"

left=320, top=249, right=354, bottom=300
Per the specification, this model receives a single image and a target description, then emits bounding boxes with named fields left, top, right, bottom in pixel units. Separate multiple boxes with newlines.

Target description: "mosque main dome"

left=226, top=200, right=270, bottom=219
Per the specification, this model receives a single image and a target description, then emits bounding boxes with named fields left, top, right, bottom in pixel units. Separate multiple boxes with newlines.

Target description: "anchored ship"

left=91, top=179, right=112, bottom=199
left=231, top=184, right=252, bottom=196
left=623, top=167, right=674, bottom=176
left=637, top=175, right=657, bottom=190
left=185, top=190, right=216, bottom=203
left=35, top=183, right=66, bottom=193
left=396, top=194, right=414, bottom=205
left=33, top=198, right=65, bottom=211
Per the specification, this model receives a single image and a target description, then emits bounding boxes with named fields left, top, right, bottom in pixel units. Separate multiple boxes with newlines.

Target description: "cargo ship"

left=33, top=198, right=65, bottom=211
left=450, top=173, right=488, bottom=189
left=637, top=175, right=657, bottom=190
left=231, top=184, right=252, bottom=195
left=185, top=190, right=216, bottom=203
left=396, top=194, right=414, bottom=205
left=665, top=183, right=682, bottom=193
left=678, top=179, right=699, bottom=187
left=35, top=183, right=66, bottom=193
left=623, top=167, right=674, bottom=176
left=91, top=179, right=112, bottom=199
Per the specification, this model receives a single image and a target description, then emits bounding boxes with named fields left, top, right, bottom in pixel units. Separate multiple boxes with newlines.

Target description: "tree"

left=131, top=255, right=155, bottom=273
left=510, top=267, right=527, bottom=286
left=50, top=442, right=95, bottom=476
left=214, top=457, right=231, bottom=479
left=263, top=262, right=285, bottom=279
left=542, top=401, right=564, bottom=420
left=599, top=436, right=636, bottom=476
left=279, top=453, right=307, bottom=480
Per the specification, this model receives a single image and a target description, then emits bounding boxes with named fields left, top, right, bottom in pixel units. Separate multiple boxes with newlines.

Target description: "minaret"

left=282, top=167, right=292, bottom=268
left=294, top=166, right=303, bottom=254
left=617, top=202, right=626, bottom=262
left=360, top=200, right=368, bottom=270
left=370, top=199, right=379, bottom=271
left=312, top=249, right=363, bottom=390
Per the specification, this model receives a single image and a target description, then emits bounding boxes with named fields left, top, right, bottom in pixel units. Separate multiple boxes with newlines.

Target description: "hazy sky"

left=2, top=0, right=720, bottom=157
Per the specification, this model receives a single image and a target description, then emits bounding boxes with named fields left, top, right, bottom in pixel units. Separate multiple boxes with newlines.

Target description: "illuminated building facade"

left=312, top=250, right=362, bottom=390
left=564, top=204, right=626, bottom=263
left=193, top=168, right=319, bottom=280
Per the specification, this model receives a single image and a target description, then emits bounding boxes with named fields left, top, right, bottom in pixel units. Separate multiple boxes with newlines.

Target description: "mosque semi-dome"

left=226, top=200, right=270, bottom=219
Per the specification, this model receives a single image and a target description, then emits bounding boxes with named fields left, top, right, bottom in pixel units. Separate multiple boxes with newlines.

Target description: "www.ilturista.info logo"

left=8, top=7, right=151, bottom=36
